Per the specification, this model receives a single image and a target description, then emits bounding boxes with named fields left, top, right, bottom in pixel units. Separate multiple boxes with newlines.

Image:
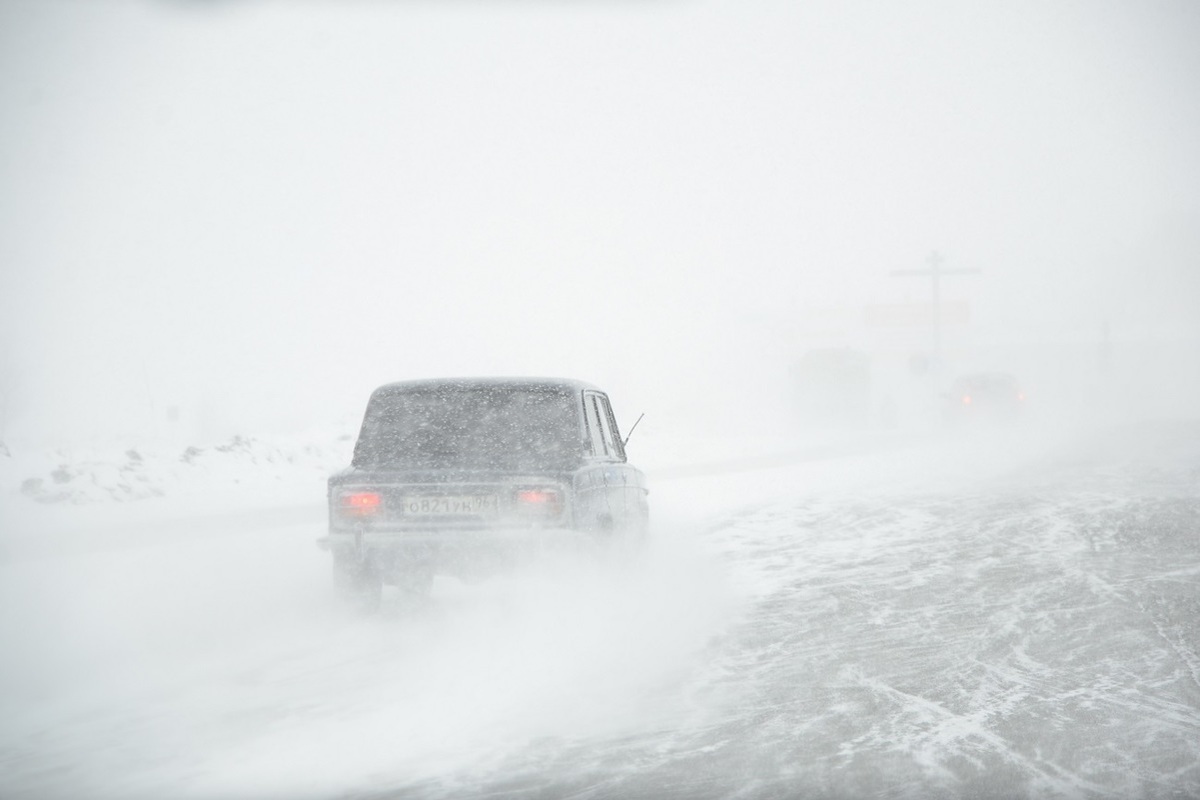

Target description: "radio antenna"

left=623, top=413, right=645, bottom=447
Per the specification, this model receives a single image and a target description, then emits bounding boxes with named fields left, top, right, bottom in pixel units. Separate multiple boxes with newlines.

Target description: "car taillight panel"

left=340, top=491, right=382, bottom=516
left=515, top=487, right=562, bottom=513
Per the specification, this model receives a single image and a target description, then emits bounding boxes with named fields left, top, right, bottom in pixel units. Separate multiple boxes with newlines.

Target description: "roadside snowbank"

left=0, top=432, right=356, bottom=509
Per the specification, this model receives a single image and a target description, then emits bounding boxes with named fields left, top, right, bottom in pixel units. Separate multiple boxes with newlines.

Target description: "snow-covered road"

left=2, top=421, right=1198, bottom=799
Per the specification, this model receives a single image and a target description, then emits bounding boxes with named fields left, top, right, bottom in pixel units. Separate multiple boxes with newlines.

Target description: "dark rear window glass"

left=353, top=385, right=583, bottom=470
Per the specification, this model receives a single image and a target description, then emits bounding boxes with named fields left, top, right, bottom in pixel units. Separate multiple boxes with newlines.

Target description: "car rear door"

left=580, top=390, right=648, bottom=533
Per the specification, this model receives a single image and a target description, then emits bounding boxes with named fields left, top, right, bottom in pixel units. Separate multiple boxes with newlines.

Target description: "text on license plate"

left=400, top=494, right=499, bottom=515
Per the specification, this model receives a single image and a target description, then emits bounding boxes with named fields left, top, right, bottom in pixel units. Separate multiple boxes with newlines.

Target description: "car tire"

left=333, top=558, right=382, bottom=613
left=390, top=564, right=434, bottom=599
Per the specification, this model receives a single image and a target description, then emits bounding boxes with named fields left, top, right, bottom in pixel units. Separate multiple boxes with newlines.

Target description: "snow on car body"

left=321, top=377, right=648, bottom=605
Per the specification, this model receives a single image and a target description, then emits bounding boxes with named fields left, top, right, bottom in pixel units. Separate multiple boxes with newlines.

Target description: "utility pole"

left=890, top=251, right=979, bottom=365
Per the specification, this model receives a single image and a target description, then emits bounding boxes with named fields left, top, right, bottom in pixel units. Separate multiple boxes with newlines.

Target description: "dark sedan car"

left=320, top=377, right=648, bottom=608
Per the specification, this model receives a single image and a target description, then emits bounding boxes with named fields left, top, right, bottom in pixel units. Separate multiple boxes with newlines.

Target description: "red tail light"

left=340, top=491, right=382, bottom=515
left=961, top=394, right=972, bottom=405
left=516, top=489, right=560, bottom=506
left=515, top=488, right=562, bottom=518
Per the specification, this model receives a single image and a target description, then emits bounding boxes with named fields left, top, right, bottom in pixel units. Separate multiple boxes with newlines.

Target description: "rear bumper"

left=318, top=526, right=596, bottom=576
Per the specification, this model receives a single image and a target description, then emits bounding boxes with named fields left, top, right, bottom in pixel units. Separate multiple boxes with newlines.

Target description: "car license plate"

left=399, top=494, right=499, bottom=516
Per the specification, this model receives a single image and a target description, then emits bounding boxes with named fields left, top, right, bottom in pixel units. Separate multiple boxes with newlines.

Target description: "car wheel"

left=590, top=515, right=647, bottom=565
left=391, top=563, right=434, bottom=599
left=332, top=558, right=382, bottom=613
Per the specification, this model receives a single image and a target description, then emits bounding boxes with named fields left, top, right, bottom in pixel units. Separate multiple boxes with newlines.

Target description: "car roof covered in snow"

left=368, top=377, right=602, bottom=397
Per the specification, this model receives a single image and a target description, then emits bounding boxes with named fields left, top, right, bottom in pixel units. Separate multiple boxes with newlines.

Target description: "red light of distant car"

left=962, top=394, right=972, bottom=405
left=341, top=491, right=382, bottom=515
left=1017, top=391, right=1026, bottom=401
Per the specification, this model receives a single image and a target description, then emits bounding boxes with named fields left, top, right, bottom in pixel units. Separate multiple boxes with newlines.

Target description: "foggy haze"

left=2, top=0, right=1198, bottom=446
left=3, top=4, right=1200, bottom=798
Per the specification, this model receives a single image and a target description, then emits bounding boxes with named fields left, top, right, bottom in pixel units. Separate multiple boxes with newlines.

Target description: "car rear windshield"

left=352, top=385, right=583, bottom=471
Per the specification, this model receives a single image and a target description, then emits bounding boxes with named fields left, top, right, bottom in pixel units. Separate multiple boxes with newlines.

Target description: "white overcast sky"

left=1, top=0, right=1198, bottom=444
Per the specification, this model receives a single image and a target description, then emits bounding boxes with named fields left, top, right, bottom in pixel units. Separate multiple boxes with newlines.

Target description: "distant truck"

left=320, top=377, right=649, bottom=610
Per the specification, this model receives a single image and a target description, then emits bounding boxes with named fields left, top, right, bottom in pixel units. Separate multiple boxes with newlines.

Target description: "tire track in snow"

left=665, top=432, right=1200, bottom=799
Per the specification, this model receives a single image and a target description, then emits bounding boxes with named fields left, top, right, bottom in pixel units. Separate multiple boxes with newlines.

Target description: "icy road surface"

left=1, top=421, right=1198, bottom=799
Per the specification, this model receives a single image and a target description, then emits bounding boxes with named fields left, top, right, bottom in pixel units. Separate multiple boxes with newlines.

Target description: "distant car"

left=943, top=372, right=1025, bottom=422
left=320, top=377, right=649, bottom=608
